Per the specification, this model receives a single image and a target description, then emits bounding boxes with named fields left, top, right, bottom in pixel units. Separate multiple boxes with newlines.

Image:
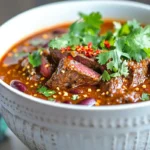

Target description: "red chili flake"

left=61, top=42, right=101, bottom=58
left=67, top=55, right=73, bottom=60
left=66, top=46, right=71, bottom=51
left=104, top=40, right=111, bottom=49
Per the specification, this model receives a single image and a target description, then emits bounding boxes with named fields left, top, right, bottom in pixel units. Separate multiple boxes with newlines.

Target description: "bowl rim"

left=0, top=0, right=150, bottom=111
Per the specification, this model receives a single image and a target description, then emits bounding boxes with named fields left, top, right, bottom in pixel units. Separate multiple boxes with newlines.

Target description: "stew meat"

left=0, top=13, right=150, bottom=106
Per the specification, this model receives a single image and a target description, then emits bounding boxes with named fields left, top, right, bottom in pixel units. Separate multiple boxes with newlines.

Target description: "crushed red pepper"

left=61, top=42, right=101, bottom=58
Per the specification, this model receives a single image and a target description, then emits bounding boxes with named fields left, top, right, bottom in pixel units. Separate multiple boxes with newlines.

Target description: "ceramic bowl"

left=0, top=1, right=150, bottom=150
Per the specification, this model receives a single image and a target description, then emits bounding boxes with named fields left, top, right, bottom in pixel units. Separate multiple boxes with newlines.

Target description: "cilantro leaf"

left=101, top=70, right=110, bottom=81
left=144, top=48, right=150, bottom=57
left=97, top=39, right=130, bottom=70
left=120, top=23, right=130, bottom=36
left=127, top=19, right=141, bottom=30
left=123, top=26, right=150, bottom=62
left=96, top=51, right=111, bottom=65
left=79, top=12, right=103, bottom=33
left=113, top=19, right=141, bottom=37
left=141, top=93, right=150, bottom=101
left=97, top=24, right=150, bottom=80
left=97, top=38, right=130, bottom=79
left=72, top=94, right=79, bottom=100
left=28, top=49, right=42, bottom=67
left=49, top=34, right=70, bottom=49
left=49, top=12, right=103, bottom=50
left=119, top=60, right=129, bottom=77
left=37, top=86, right=56, bottom=97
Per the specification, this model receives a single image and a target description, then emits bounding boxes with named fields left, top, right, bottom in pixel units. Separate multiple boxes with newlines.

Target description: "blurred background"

left=0, top=0, right=149, bottom=24
left=0, top=0, right=149, bottom=150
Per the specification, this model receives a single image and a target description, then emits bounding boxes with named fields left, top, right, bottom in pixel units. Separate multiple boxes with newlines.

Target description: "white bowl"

left=0, top=1, right=150, bottom=150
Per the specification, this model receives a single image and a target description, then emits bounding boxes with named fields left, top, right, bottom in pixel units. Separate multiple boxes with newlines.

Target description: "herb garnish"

left=28, top=49, right=42, bottom=67
left=101, top=70, right=111, bottom=81
left=37, top=86, right=56, bottom=97
left=141, top=93, right=150, bottom=101
left=113, top=20, right=141, bottom=37
left=97, top=25, right=150, bottom=81
left=71, top=94, right=79, bottom=100
left=49, top=12, right=150, bottom=81
left=49, top=12, right=103, bottom=50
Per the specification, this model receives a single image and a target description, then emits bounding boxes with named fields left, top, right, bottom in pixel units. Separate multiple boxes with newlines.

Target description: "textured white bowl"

left=0, top=1, right=150, bottom=150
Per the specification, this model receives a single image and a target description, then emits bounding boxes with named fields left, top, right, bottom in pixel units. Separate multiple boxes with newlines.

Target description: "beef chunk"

left=49, top=49, right=100, bottom=70
left=74, top=54, right=100, bottom=70
left=116, top=91, right=141, bottom=103
left=46, top=57, right=101, bottom=90
left=99, top=77, right=127, bottom=97
left=99, top=59, right=150, bottom=97
left=50, top=49, right=68, bottom=64
left=128, top=59, right=149, bottom=87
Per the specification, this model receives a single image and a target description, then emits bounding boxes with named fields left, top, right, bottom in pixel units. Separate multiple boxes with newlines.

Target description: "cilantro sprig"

left=28, top=49, right=43, bottom=67
left=97, top=23, right=150, bottom=81
left=141, top=93, right=150, bottom=101
left=37, top=86, right=56, bottom=97
left=49, top=12, right=103, bottom=49
left=113, top=20, right=141, bottom=37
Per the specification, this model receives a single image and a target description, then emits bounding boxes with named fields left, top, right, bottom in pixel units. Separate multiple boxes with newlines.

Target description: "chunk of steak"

left=116, top=91, right=141, bottom=103
left=128, top=59, right=149, bottom=87
left=74, top=54, right=100, bottom=70
left=99, top=59, right=150, bottom=97
left=46, top=57, right=101, bottom=90
left=49, top=49, right=100, bottom=70
left=99, top=77, right=127, bottom=97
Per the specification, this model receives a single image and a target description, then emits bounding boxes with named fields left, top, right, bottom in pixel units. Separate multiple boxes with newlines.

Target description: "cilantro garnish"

left=49, top=11, right=150, bottom=82
left=49, top=12, right=103, bottom=49
left=97, top=24, right=150, bottom=81
left=141, top=93, right=150, bottom=101
left=113, top=20, right=141, bottom=37
left=71, top=94, right=79, bottom=101
left=37, top=86, right=56, bottom=97
left=101, top=70, right=110, bottom=81
left=97, top=39, right=130, bottom=81
left=28, top=49, right=42, bottom=67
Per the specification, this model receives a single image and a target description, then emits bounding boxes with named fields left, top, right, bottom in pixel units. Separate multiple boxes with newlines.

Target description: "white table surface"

left=0, top=129, right=29, bottom=150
